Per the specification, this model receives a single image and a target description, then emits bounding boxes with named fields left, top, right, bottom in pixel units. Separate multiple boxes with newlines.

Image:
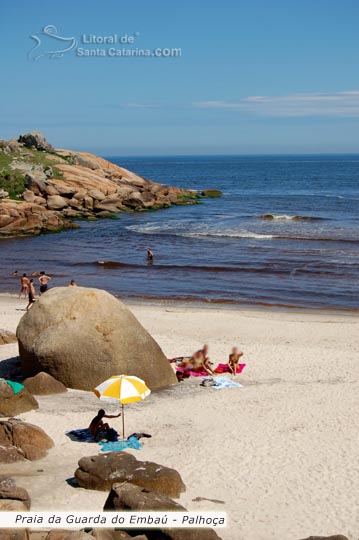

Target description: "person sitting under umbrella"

left=89, top=409, right=121, bottom=441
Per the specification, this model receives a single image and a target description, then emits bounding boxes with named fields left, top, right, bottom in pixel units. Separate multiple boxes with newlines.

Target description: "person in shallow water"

left=68, top=279, right=77, bottom=287
left=38, top=271, right=51, bottom=295
left=147, top=247, right=154, bottom=263
left=89, top=409, right=121, bottom=441
left=227, top=346, right=244, bottom=375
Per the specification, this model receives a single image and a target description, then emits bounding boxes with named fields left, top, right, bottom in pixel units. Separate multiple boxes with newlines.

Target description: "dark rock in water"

left=75, top=451, right=186, bottom=498
left=23, top=372, right=67, bottom=395
left=0, top=329, right=17, bottom=345
left=18, top=131, right=53, bottom=152
left=17, top=287, right=177, bottom=391
left=0, top=475, right=31, bottom=511
left=0, top=418, right=54, bottom=462
left=201, top=189, right=222, bottom=198
left=0, top=381, right=38, bottom=416
left=104, top=483, right=222, bottom=540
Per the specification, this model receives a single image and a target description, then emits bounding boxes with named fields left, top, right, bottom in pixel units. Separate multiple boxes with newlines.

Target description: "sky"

left=0, top=0, right=358, bottom=155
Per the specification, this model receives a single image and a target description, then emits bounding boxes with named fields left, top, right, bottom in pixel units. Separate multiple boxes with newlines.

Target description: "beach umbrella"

left=93, top=375, right=151, bottom=438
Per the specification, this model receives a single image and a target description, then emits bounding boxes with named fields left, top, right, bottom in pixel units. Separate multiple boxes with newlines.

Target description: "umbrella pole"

left=122, top=403, right=125, bottom=439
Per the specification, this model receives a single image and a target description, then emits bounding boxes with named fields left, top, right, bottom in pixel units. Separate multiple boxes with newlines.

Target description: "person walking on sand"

left=228, top=347, right=244, bottom=376
left=26, top=279, right=36, bottom=310
left=18, top=274, right=29, bottom=298
left=147, top=248, right=154, bottom=264
left=38, top=271, right=51, bottom=295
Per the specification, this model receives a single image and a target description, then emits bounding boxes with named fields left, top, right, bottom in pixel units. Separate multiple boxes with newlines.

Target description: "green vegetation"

left=0, top=153, right=26, bottom=198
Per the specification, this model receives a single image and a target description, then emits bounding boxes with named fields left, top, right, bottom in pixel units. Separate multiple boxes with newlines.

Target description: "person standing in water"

left=38, top=271, right=51, bottom=295
left=18, top=274, right=29, bottom=299
left=147, top=248, right=154, bottom=264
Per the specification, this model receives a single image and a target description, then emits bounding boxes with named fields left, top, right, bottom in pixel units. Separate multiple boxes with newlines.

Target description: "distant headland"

left=0, top=131, right=221, bottom=237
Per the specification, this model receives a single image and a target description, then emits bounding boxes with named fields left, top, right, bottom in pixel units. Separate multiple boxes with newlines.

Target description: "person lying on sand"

left=89, top=409, right=121, bottom=441
left=228, top=347, right=244, bottom=375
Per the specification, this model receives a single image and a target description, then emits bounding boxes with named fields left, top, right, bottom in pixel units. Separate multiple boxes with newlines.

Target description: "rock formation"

left=0, top=418, right=54, bottom=462
left=0, top=476, right=31, bottom=511
left=0, top=329, right=17, bottom=345
left=23, top=371, right=67, bottom=395
left=17, top=287, right=177, bottom=390
left=104, top=483, right=222, bottom=540
left=0, top=380, right=39, bottom=416
left=75, top=451, right=186, bottom=497
left=0, top=131, right=209, bottom=236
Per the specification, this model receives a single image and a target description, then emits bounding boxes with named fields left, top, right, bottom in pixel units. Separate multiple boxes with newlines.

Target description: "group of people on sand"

left=15, top=271, right=77, bottom=310
left=176, top=344, right=244, bottom=380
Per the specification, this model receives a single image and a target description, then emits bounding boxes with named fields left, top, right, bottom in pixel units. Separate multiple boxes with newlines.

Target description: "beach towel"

left=98, top=436, right=142, bottom=452
left=214, top=363, right=246, bottom=374
left=213, top=376, right=243, bottom=389
left=66, top=428, right=95, bottom=443
left=176, top=366, right=210, bottom=377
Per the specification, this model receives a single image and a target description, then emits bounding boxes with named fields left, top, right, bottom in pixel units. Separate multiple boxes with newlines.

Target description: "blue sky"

left=1, top=0, right=358, bottom=155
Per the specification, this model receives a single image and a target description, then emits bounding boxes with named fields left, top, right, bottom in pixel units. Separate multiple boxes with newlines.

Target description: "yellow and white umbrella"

left=93, top=375, right=151, bottom=438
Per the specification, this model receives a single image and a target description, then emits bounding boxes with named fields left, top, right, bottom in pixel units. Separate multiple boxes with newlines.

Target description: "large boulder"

left=17, top=287, right=176, bottom=391
left=0, top=381, right=38, bottom=416
left=23, top=372, right=67, bottom=395
left=0, top=476, right=31, bottom=511
left=18, top=131, right=53, bottom=152
left=0, top=419, right=54, bottom=462
left=0, top=530, right=29, bottom=540
left=75, top=452, right=185, bottom=498
left=104, top=483, right=222, bottom=540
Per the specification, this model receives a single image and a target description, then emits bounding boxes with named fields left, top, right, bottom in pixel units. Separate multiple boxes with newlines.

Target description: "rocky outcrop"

left=18, top=131, right=54, bottom=152
left=0, top=199, right=75, bottom=236
left=0, top=132, right=210, bottom=237
left=0, top=476, right=31, bottom=511
left=0, top=380, right=39, bottom=416
left=75, top=452, right=185, bottom=497
left=0, top=530, right=29, bottom=540
left=23, top=372, right=67, bottom=395
left=0, top=329, right=17, bottom=345
left=104, top=483, right=222, bottom=540
left=0, top=418, right=54, bottom=462
left=17, top=287, right=177, bottom=391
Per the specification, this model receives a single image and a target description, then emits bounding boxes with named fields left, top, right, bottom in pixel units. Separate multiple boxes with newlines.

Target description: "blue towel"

left=98, top=436, right=142, bottom=452
left=213, top=376, right=242, bottom=389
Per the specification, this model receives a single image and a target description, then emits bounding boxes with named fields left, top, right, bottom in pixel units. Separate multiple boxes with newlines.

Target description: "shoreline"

left=1, top=291, right=358, bottom=317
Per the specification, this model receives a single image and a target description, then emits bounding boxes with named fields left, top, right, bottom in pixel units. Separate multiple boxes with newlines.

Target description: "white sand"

left=0, top=293, right=359, bottom=540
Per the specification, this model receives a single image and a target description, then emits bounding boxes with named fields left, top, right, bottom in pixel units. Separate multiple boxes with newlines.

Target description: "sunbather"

left=89, top=409, right=121, bottom=441
left=191, top=344, right=215, bottom=376
left=228, top=347, right=244, bottom=375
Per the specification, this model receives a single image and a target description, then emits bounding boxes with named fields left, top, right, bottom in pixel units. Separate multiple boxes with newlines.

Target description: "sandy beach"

left=0, top=293, right=358, bottom=540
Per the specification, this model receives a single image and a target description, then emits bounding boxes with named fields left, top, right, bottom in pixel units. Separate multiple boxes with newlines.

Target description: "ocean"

left=1, top=155, right=358, bottom=310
